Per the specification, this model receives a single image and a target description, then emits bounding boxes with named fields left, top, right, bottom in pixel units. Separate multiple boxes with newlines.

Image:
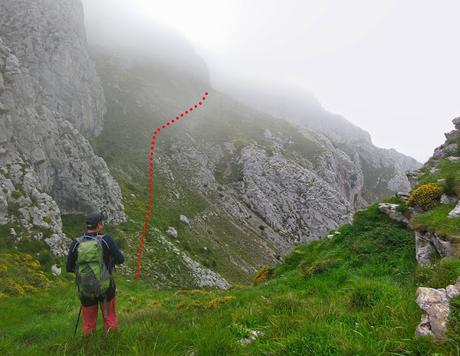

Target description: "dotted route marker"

left=134, top=91, right=209, bottom=280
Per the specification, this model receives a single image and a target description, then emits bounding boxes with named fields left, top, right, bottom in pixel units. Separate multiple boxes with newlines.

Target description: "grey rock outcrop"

left=415, top=231, right=455, bottom=264
left=0, top=0, right=105, bottom=136
left=158, top=234, right=230, bottom=289
left=238, top=144, right=352, bottom=244
left=416, top=277, right=460, bottom=339
left=218, top=81, right=421, bottom=203
left=0, top=0, right=126, bottom=254
left=179, top=215, right=190, bottom=225
left=378, top=203, right=409, bottom=225
left=166, top=226, right=178, bottom=238
left=429, top=118, right=460, bottom=162
left=51, top=264, right=62, bottom=276
left=378, top=202, right=455, bottom=264
left=441, top=194, right=458, bottom=205
left=449, top=201, right=460, bottom=218
left=453, top=117, right=460, bottom=130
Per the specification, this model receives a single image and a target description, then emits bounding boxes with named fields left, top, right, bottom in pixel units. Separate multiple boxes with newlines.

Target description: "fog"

left=82, top=0, right=460, bottom=162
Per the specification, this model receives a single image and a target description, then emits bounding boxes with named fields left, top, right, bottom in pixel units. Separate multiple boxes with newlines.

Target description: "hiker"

left=66, top=212, right=125, bottom=335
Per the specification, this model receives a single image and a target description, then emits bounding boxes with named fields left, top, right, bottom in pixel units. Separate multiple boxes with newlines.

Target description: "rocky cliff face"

left=0, top=0, right=126, bottom=254
left=88, top=46, right=421, bottom=285
left=219, top=84, right=422, bottom=204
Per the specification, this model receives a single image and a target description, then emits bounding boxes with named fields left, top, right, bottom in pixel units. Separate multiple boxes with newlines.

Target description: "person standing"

left=66, top=212, right=125, bottom=335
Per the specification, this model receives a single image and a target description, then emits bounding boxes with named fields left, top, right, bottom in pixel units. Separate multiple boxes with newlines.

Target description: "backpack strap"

left=72, top=236, right=85, bottom=253
left=96, top=234, right=110, bottom=250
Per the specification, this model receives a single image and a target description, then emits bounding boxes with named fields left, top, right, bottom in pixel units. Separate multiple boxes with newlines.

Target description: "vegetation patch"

left=415, top=257, right=460, bottom=288
left=412, top=204, right=460, bottom=237
left=299, top=257, right=340, bottom=278
left=407, top=183, right=442, bottom=211
left=253, top=265, right=273, bottom=285
left=0, top=253, right=51, bottom=297
left=446, top=295, right=460, bottom=344
left=207, top=296, right=236, bottom=309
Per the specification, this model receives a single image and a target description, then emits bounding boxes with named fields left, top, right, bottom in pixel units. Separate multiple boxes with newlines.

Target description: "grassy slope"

left=1, top=204, right=459, bottom=355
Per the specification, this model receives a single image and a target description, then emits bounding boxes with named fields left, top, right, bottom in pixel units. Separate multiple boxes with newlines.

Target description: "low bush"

left=407, top=183, right=442, bottom=210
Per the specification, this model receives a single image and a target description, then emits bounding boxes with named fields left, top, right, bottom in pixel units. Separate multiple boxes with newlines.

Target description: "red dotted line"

left=134, top=91, right=209, bottom=280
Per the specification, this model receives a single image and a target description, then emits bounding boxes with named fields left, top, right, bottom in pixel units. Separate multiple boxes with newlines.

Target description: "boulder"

left=166, top=226, right=178, bottom=238
left=396, top=192, right=410, bottom=202
left=51, top=264, right=61, bottom=276
left=416, top=277, right=460, bottom=339
left=445, top=130, right=460, bottom=141
left=415, top=231, right=455, bottom=264
left=453, top=117, right=460, bottom=130
left=44, top=234, right=70, bottom=256
left=440, top=194, right=458, bottom=205
left=239, top=330, right=264, bottom=346
left=449, top=201, right=460, bottom=218
left=378, top=203, right=409, bottom=225
left=179, top=215, right=190, bottom=225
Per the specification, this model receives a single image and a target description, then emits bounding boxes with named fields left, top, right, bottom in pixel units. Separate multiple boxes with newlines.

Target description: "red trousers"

left=81, top=296, right=118, bottom=335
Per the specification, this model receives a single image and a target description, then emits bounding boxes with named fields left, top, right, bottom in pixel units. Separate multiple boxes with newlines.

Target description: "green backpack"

left=75, top=235, right=112, bottom=299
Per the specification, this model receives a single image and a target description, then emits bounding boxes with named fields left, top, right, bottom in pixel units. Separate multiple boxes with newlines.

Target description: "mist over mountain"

left=0, top=0, right=424, bottom=287
left=2, top=1, right=460, bottom=353
left=79, top=2, right=421, bottom=283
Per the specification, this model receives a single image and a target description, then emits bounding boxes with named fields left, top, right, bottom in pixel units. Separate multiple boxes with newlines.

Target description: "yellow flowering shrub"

left=407, top=183, right=442, bottom=211
left=0, top=253, right=50, bottom=297
left=23, top=285, right=38, bottom=293
left=4, top=281, right=25, bottom=296
left=207, top=296, right=235, bottom=309
left=175, top=301, right=206, bottom=310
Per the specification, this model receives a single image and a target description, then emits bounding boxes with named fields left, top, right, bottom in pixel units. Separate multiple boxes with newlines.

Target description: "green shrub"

left=253, top=265, right=273, bottom=285
left=407, top=183, right=442, bottom=210
left=207, top=296, right=235, bottom=309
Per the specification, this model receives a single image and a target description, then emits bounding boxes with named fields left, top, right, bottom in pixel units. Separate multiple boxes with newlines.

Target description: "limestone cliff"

left=0, top=0, right=126, bottom=254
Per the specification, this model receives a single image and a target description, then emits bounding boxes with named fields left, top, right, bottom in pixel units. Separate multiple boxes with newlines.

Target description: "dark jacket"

left=66, top=232, right=125, bottom=306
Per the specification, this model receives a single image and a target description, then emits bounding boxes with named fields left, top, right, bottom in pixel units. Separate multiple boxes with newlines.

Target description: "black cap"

left=85, top=212, right=107, bottom=229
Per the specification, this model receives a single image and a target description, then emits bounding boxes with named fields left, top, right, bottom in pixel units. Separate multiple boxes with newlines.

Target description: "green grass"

left=1, top=204, right=459, bottom=355
left=415, top=257, right=460, bottom=289
left=418, top=159, right=460, bottom=187
left=412, top=204, right=460, bottom=237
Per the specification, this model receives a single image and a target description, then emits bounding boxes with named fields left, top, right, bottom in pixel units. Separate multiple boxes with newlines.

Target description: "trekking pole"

left=74, top=306, right=82, bottom=336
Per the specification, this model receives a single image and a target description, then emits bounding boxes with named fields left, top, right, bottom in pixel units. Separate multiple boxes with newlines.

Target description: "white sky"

left=83, top=0, right=460, bottom=162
